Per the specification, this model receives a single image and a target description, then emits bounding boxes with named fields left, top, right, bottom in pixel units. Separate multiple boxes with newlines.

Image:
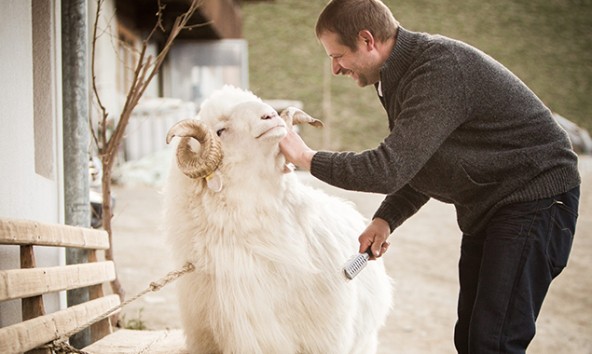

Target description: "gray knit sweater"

left=310, top=27, right=580, bottom=235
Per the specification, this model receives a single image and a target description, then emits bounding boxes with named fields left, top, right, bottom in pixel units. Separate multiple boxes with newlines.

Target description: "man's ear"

left=358, top=30, right=375, bottom=50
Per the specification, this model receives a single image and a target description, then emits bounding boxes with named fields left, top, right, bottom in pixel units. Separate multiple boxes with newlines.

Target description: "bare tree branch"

left=90, top=0, right=108, bottom=150
left=90, top=0, right=205, bottom=310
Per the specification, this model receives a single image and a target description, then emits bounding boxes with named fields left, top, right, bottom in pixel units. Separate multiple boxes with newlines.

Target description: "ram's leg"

left=177, top=277, right=221, bottom=353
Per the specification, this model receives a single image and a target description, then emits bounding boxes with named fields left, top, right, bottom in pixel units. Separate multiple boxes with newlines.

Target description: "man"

left=279, top=0, right=581, bottom=353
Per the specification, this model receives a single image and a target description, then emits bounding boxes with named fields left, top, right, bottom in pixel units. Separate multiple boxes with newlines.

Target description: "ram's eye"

left=216, top=128, right=226, bottom=136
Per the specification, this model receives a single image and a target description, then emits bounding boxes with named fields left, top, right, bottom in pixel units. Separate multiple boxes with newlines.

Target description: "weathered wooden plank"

left=0, top=294, right=121, bottom=354
left=83, top=329, right=188, bottom=354
left=0, top=261, right=116, bottom=302
left=0, top=218, right=109, bottom=249
left=19, top=245, right=45, bottom=321
left=87, top=249, right=113, bottom=342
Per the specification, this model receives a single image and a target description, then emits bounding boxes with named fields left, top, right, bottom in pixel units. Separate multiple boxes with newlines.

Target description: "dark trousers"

left=454, top=187, right=580, bottom=354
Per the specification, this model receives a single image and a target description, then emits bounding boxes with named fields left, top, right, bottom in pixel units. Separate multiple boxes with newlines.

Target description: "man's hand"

left=359, top=218, right=391, bottom=259
left=279, top=130, right=316, bottom=171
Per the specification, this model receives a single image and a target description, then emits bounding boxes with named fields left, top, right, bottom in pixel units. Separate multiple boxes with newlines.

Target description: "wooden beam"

left=0, top=295, right=121, bottom=354
left=200, top=0, right=242, bottom=38
left=82, top=329, right=186, bottom=354
left=0, top=262, right=116, bottom=302
left=20, top=245, right=45, bottom=321
left=0, top=218, right=109, bottom=249
left=88, top=251, right=113, bottom=342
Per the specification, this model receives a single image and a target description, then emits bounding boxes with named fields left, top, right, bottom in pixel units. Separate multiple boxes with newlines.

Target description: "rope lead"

left=45, top=262, right=195, bottom=354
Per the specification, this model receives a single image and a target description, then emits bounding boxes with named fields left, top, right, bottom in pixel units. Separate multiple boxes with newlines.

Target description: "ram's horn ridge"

left=166, top=119, right=223, bottom=179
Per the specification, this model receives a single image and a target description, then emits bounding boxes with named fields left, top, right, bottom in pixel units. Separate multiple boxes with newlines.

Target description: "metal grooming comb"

left=343, top=249, right=373, bottom=280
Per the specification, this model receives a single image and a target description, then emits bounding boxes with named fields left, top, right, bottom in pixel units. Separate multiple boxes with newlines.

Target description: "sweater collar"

left=379, top=27, right=419, bottom=93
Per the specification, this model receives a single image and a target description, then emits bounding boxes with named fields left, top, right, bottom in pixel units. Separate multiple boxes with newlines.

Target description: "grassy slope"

left=242, top=0, right=592, bottom=152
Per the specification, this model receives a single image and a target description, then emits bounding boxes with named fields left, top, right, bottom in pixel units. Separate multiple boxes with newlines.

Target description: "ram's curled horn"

left=166, top=119, right=223, bottom=179
left=280, top=107, right=324, bottom=128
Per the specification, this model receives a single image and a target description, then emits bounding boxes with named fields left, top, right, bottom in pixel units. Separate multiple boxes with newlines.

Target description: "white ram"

left=163, top=85, right=393, bottom=354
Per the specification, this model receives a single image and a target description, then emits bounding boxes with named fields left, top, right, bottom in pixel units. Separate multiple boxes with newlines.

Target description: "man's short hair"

left=315, top=0, right=399, bottom=51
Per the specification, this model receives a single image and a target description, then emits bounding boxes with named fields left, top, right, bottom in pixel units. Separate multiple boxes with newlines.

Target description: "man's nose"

left=331, top=58, right=342, bottom=76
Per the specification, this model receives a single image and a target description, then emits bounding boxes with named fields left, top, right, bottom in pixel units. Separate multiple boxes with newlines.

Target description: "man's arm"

left=361, top=185, right=430, bottom=258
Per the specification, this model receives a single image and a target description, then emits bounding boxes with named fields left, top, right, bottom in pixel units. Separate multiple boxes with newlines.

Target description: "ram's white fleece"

left=163, top=85, right=393, bottom=354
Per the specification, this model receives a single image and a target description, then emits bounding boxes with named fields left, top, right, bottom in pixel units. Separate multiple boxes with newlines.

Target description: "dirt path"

left=111, top=155, right=592, bottom=353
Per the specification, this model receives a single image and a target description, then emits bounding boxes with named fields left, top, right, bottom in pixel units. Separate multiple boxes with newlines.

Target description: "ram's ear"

left=280, top=107, right=324, bottom=128
left=301, top=116, right=324, bottom=128
left=295, top=111, right=324, bottom=128
left=205, top=171, right=223, bottom=192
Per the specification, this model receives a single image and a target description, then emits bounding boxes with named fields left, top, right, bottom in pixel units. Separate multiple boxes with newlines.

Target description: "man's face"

left=319, top=31, right=380, bottom=87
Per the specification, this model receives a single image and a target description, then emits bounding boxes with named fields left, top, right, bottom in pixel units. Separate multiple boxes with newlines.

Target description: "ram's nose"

left=261, top=112, right=279, bottom=120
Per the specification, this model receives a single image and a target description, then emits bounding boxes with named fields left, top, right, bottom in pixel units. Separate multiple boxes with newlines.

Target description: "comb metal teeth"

left=343, top=252, right=371, bottom=280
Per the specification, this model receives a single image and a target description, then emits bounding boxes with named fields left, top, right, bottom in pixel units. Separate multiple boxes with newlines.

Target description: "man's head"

left=315, top=0, right=399, bottom=87
left=315, top=0, right=399, bottom=51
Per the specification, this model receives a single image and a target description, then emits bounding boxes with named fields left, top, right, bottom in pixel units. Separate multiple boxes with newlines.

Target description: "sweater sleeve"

left=372, top=184, right=430, bottom=232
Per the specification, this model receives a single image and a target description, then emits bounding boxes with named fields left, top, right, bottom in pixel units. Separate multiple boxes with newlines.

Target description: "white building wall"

left=0, top=0, right=63, bottom=326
